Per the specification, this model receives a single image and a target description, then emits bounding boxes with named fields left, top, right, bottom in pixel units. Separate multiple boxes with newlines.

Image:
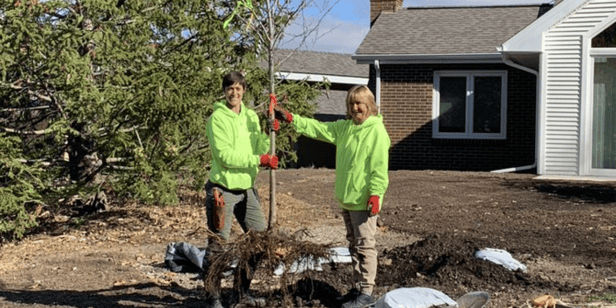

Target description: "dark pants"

left=205, top=181, right=267, bottom=241
left=204, top=181, right=267, bottom=298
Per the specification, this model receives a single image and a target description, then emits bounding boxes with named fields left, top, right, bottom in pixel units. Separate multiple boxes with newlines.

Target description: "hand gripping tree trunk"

left=227, top=0, right=339, bottom=230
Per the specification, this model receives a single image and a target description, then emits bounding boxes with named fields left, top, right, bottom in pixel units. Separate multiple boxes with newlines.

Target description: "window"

left=433, top=71, right=507, bottom=139
left=592, top=22, right=616, bottom=48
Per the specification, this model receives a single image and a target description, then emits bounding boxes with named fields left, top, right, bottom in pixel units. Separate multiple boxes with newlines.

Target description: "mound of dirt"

left=378, top=235, right=574, bottom=296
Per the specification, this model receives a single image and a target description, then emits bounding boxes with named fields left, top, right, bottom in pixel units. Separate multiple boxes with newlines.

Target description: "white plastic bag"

left=475, top=248, right=527, bottom=272
left=375, top=287, right=458, bottom=308
left=329, top=246, right=352, bottom=263
left=273, top=247, right=352, bottom=276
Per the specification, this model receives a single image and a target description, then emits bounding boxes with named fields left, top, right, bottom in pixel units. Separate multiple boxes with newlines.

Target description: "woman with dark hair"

left=204, top=71, right=277, bottom=308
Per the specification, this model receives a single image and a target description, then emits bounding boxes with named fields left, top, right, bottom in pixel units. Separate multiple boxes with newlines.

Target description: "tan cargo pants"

left=342, top=210, right=378, bottom=295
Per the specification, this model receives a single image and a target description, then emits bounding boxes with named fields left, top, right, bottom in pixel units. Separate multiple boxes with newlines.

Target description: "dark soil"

left=2, top=169, right=616, bottom=308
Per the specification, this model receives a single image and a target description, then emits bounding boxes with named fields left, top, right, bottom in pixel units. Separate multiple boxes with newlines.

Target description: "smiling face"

left=346, top=85, right=377, bottom=125
left=224, top=82, right=245, bottom=114
left=349, top=97, right=371, bottom=125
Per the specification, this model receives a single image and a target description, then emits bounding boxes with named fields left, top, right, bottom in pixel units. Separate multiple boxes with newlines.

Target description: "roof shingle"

left=273, top=49, right=368, bottom=78
left=356, top=5, right=546, bottom=55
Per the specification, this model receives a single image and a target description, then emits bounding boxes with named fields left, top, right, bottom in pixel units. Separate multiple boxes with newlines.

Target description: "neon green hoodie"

left=206, top=102, right=270, bottom=190
left=293, top=114, right=390, bottom=211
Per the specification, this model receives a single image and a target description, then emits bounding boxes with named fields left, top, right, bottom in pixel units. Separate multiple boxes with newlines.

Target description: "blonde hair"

left=346, top=85, right=378, bottom=119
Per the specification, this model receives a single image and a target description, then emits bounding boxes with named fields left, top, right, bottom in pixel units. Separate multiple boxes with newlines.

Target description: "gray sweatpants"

left=205, top=181, right=267, bottom=241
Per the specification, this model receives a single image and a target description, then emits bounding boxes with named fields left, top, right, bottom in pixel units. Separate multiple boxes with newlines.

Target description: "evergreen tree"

left=0, top=0, right=321, bottom=240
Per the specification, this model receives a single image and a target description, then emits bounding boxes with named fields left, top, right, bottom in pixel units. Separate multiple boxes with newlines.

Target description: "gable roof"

left=355, top=4, right=549, bottom=57
left=264, top=50, right=367, bottom=116
left=501, top=0, right=587, bottom=53
left=274, top=49, right=368, bottom=78
left=314, top=90, right=348, bottom=116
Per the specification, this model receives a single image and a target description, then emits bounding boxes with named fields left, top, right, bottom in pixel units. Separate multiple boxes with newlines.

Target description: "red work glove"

left=259, top=154, right=279, bottom=169
left=212, top=188, right=225, bottom=231
left=266, top=118, right=280, bottom=133
left=271, top=106, right=293, bottom=124
left=367, top=195, right=380, bottom=216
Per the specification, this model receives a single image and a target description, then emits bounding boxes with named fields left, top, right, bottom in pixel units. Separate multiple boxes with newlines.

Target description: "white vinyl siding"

left=542, top=0, right=616, bottom=175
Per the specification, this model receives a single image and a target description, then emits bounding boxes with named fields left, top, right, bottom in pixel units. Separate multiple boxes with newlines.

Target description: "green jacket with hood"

left=206, top=102, right=270, bottom=190
left=292, top=114, right=390, bottom=211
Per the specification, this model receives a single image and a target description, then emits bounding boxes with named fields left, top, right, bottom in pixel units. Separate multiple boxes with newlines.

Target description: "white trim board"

left=276, top=72, right=368, bottom=85
left=353, top=53, right=505, bottom=65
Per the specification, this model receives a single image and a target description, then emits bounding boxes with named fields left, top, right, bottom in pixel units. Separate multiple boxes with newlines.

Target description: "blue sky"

left=280, top=0, right=555, bottom=54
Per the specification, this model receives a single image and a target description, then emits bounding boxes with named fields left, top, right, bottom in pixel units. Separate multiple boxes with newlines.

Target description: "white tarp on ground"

left=376, top=289, right=490, bottom=308
left=274, top=247, right=352, bottom=276
left=474, top=248, right=527, bottom=272
left=375, top=287, right=458, bottom=308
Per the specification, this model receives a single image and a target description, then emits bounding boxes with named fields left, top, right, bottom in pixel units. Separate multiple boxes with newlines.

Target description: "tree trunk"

left=267, top=1, right=276, bottom=231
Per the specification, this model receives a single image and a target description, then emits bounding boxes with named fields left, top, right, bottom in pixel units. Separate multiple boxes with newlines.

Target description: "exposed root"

left=203, top=228, right=333, bottom=303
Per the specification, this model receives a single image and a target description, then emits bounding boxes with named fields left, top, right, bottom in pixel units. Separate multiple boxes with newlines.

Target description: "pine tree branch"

left=39, top=76, right=68, bottom=119
left=119, top=126, right=143, bottom=133
left=164, top=34, right=198, bottom=56
left=1, top=127, right=52, bottom=135
left=3, top=81, right=53, bottom=102
left=0, top=106, right=52, bottom=112
left=16, top=158, right=52, bottom=166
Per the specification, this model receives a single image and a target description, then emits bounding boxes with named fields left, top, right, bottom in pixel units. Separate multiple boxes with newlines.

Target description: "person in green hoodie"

left=205, top=71, right=278, bottom=308
left=272, top=85, right=390, bottom=308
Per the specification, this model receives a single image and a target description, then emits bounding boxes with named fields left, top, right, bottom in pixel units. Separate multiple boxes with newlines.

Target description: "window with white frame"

left=432, top=71, right=507, bottom=139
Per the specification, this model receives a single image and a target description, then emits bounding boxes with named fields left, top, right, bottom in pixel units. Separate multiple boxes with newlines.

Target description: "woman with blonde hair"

left=273, top=85, right=390, bottom=308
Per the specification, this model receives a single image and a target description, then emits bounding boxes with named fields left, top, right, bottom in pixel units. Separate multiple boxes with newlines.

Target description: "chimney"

left=370, top=0, right=403, bottom=27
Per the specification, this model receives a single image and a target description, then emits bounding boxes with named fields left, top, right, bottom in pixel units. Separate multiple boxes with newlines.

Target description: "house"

left=274, top=49, right=369, bottom=167
left=355, top=0, right=616, bottom=179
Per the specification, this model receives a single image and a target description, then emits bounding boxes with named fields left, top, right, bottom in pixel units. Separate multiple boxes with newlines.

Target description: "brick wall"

left=370, top=63, right=536, bottom=171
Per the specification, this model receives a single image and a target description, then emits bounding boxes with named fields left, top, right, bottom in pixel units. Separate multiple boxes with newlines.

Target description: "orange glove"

left=212, top=188, right=225, bottom=231
left=367, top=195, right=380, bottom=216
left=259, top=154, right=279, bottom=169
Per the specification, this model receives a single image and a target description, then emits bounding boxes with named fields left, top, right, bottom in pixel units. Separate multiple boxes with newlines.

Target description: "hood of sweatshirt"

left=352, top=114, right=383, bottom=129
left=213, top=101, right=244, bottom=118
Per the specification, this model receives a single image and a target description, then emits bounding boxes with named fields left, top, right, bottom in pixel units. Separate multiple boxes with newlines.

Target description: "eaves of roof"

left=269, top=49, right=368, bottom=78
left=276, top=72, right=368, bottom=86
left=353, top=53, right=505, bottom=64
left=500, top=0, right=588, bottom=53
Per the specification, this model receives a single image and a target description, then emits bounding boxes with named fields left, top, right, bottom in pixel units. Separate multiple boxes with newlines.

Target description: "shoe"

left=240, top=291, right=266, bottom=307
left=336, top=288, right=360, bottom=302
left=211, top=296, right=224, bottom=308
left=341, top=293, right=376, bottom=308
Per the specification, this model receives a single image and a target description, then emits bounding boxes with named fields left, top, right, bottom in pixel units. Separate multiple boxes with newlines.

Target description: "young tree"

left=226, top=0, right=338, bottom=230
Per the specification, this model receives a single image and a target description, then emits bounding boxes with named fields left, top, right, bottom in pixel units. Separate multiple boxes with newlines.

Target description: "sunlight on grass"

left=588, top=293, right=616, bottom=305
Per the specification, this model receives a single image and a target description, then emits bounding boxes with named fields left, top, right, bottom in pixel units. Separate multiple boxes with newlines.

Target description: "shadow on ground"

left=0, top=278, right=345, bottom=308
